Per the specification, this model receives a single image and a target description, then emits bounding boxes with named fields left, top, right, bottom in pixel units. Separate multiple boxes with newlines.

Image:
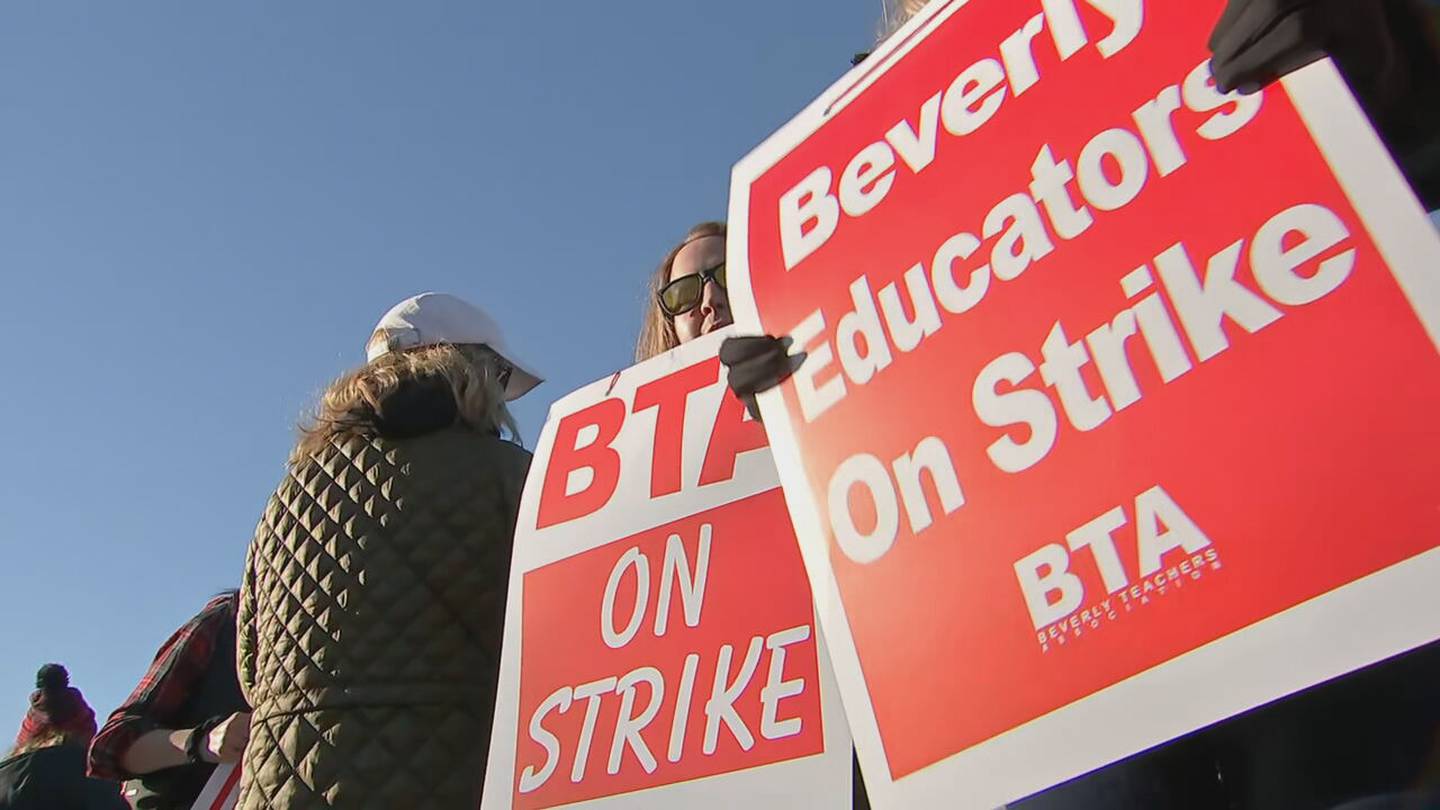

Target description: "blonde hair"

left=635, top=221, right=727, bottom=362
left=878, top=0, right=931, bottom=40
left=292, top=343, right=518, bottom=464
left=8, top=730, right=81, bottom=758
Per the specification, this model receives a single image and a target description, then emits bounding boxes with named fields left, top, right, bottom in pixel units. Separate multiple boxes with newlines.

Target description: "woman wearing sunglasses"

left=634, top=222, right=869, bottom=809
left=636, top=221, right=731, bottom=360
left=637, top=220, right=801, bottom=413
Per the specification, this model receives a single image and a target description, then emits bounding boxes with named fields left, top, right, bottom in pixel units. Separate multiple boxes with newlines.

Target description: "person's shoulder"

left=472, top=431, right=533, bottom=467
left=404, top=428, right=532, bottom=474
left=280, top=432, right=392, bottom=486
left=0, top=748, right=37, bottom=797
left=195, top=590, right=239, bottom=623
left=482, top=433, right=534, bottom=467
left=29, top=743, right=88, bottom=770
left=0, top=745, right=85, bottom=782
left=295, top=431, right=378, bottom=463
left=0, top=746, right=33, bottom=775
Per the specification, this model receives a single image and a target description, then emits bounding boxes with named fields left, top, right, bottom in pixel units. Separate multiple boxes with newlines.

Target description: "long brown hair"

left=635, top=221, right=727, bottom=363
left=291, top=343, right=518, bottom=465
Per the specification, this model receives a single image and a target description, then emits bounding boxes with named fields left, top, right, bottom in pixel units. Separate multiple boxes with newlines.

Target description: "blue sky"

left=0, top=0, right=875, bottom=733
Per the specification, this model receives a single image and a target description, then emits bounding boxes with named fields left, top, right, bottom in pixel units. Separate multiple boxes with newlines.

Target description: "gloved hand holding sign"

left=719, top=335, right=805, bottom=420
left=1207, top=0, right=1398, bottom=94
left=1206, top=0, right=1440, bottom=210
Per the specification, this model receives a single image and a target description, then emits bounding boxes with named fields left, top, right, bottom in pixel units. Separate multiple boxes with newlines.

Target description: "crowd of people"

left=4, top=0, right=1440, bottom=808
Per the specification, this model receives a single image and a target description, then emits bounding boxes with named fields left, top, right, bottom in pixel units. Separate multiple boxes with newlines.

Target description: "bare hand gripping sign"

left=726, top=0, right=1440, bottom=807
left=482, top=331, right=851, bottom=810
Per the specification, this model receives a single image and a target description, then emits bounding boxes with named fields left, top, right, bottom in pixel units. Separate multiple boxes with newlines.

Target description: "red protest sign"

left=482, top=331, right=852, bottom=810
left=726, top=0, right=1440, bottom=806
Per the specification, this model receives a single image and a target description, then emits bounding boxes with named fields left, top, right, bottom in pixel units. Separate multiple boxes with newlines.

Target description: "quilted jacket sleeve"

left=237, top=496, right=269, bottom=706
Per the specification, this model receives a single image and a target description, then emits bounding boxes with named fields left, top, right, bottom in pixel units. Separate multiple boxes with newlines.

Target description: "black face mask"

left=372, top=374, right=459, bottom=438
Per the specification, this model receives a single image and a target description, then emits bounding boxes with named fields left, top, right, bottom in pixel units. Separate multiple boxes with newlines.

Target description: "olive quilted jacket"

left=237, top=427, right=529, bottom=809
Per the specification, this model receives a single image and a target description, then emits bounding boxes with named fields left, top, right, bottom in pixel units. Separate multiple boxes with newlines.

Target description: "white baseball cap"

left=365, top=292, right=543, bottom=401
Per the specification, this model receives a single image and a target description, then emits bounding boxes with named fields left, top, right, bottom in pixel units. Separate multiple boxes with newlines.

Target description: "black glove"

left=1207, top=0, right=1396, bottom=94
left=719, top=335, right=806, bottom=420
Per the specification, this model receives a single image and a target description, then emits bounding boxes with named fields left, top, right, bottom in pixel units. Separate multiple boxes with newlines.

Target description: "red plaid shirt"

left=86, top=593, right=237, bottom=781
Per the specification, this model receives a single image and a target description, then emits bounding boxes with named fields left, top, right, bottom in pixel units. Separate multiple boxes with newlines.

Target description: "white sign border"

left=725, top=3, right=1440, bottom=806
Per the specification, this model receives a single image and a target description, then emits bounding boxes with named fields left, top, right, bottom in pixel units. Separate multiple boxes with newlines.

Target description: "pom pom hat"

left=13, top=664, right=98, bottom=748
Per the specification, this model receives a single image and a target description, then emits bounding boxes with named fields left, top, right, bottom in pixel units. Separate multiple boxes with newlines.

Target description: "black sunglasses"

left=657, top=261, right=727, bottom=318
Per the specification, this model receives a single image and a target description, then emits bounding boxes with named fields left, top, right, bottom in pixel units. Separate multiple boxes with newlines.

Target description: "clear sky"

left=0, top=0, right=876, bottom=734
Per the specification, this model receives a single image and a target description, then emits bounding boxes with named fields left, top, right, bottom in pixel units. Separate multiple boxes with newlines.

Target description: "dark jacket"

left=237, top=380, right=531, bottom=809
left=1016, top=639, right=1440, bottom=809
left=0, top=745, right=128, bottom=810
left=1341, top=0, right=1440, bottom=209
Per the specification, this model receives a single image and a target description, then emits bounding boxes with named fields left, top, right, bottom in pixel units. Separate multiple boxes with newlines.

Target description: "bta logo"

left=535, top=358, right=768, bottom=530
left=1013, top=484, right=1213, bottom=629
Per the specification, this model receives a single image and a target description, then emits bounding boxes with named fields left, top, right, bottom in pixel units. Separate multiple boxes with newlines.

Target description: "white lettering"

left=941, top=58, right=1007, bottom=136
left=601, top=548, right=649, bottom=649
left=779, top=167, right=839, bottom=270
left=1154, top=241, right=1282, bottom=362
left=654, top=525, right=711, bottom=637
left=760, top=625, right=812, bottom=740
left=518, top=687, right=573, bottom=793
left=828, top=453, right=901, bottom=564
left=1250, top=203, right=1355, bottom=305
left=839, top=142, right=898, bottom=217
left=608, top=668, right=664, bottom=775
left=1135, top=485, right=1212, bottom=576
left=892, top=436, right=966, bottom=533
left=789, top=310, right=847, bottom=423
left=1016, top=544, right=1084, bottom=629
left=974, top=352, right=1059, bottom=473
left=703, top=637, right=764, bottom=754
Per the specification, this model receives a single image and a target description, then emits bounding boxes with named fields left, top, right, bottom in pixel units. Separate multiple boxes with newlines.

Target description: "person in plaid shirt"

left=88, top=592, right=250, bottom=810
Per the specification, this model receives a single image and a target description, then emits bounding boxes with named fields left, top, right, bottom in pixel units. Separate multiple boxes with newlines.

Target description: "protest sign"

left=190, top=764, right=239, bottom=810
left=725, top=0, right=1440, bottom=806
left=481, top=330, right=851, bottom=809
